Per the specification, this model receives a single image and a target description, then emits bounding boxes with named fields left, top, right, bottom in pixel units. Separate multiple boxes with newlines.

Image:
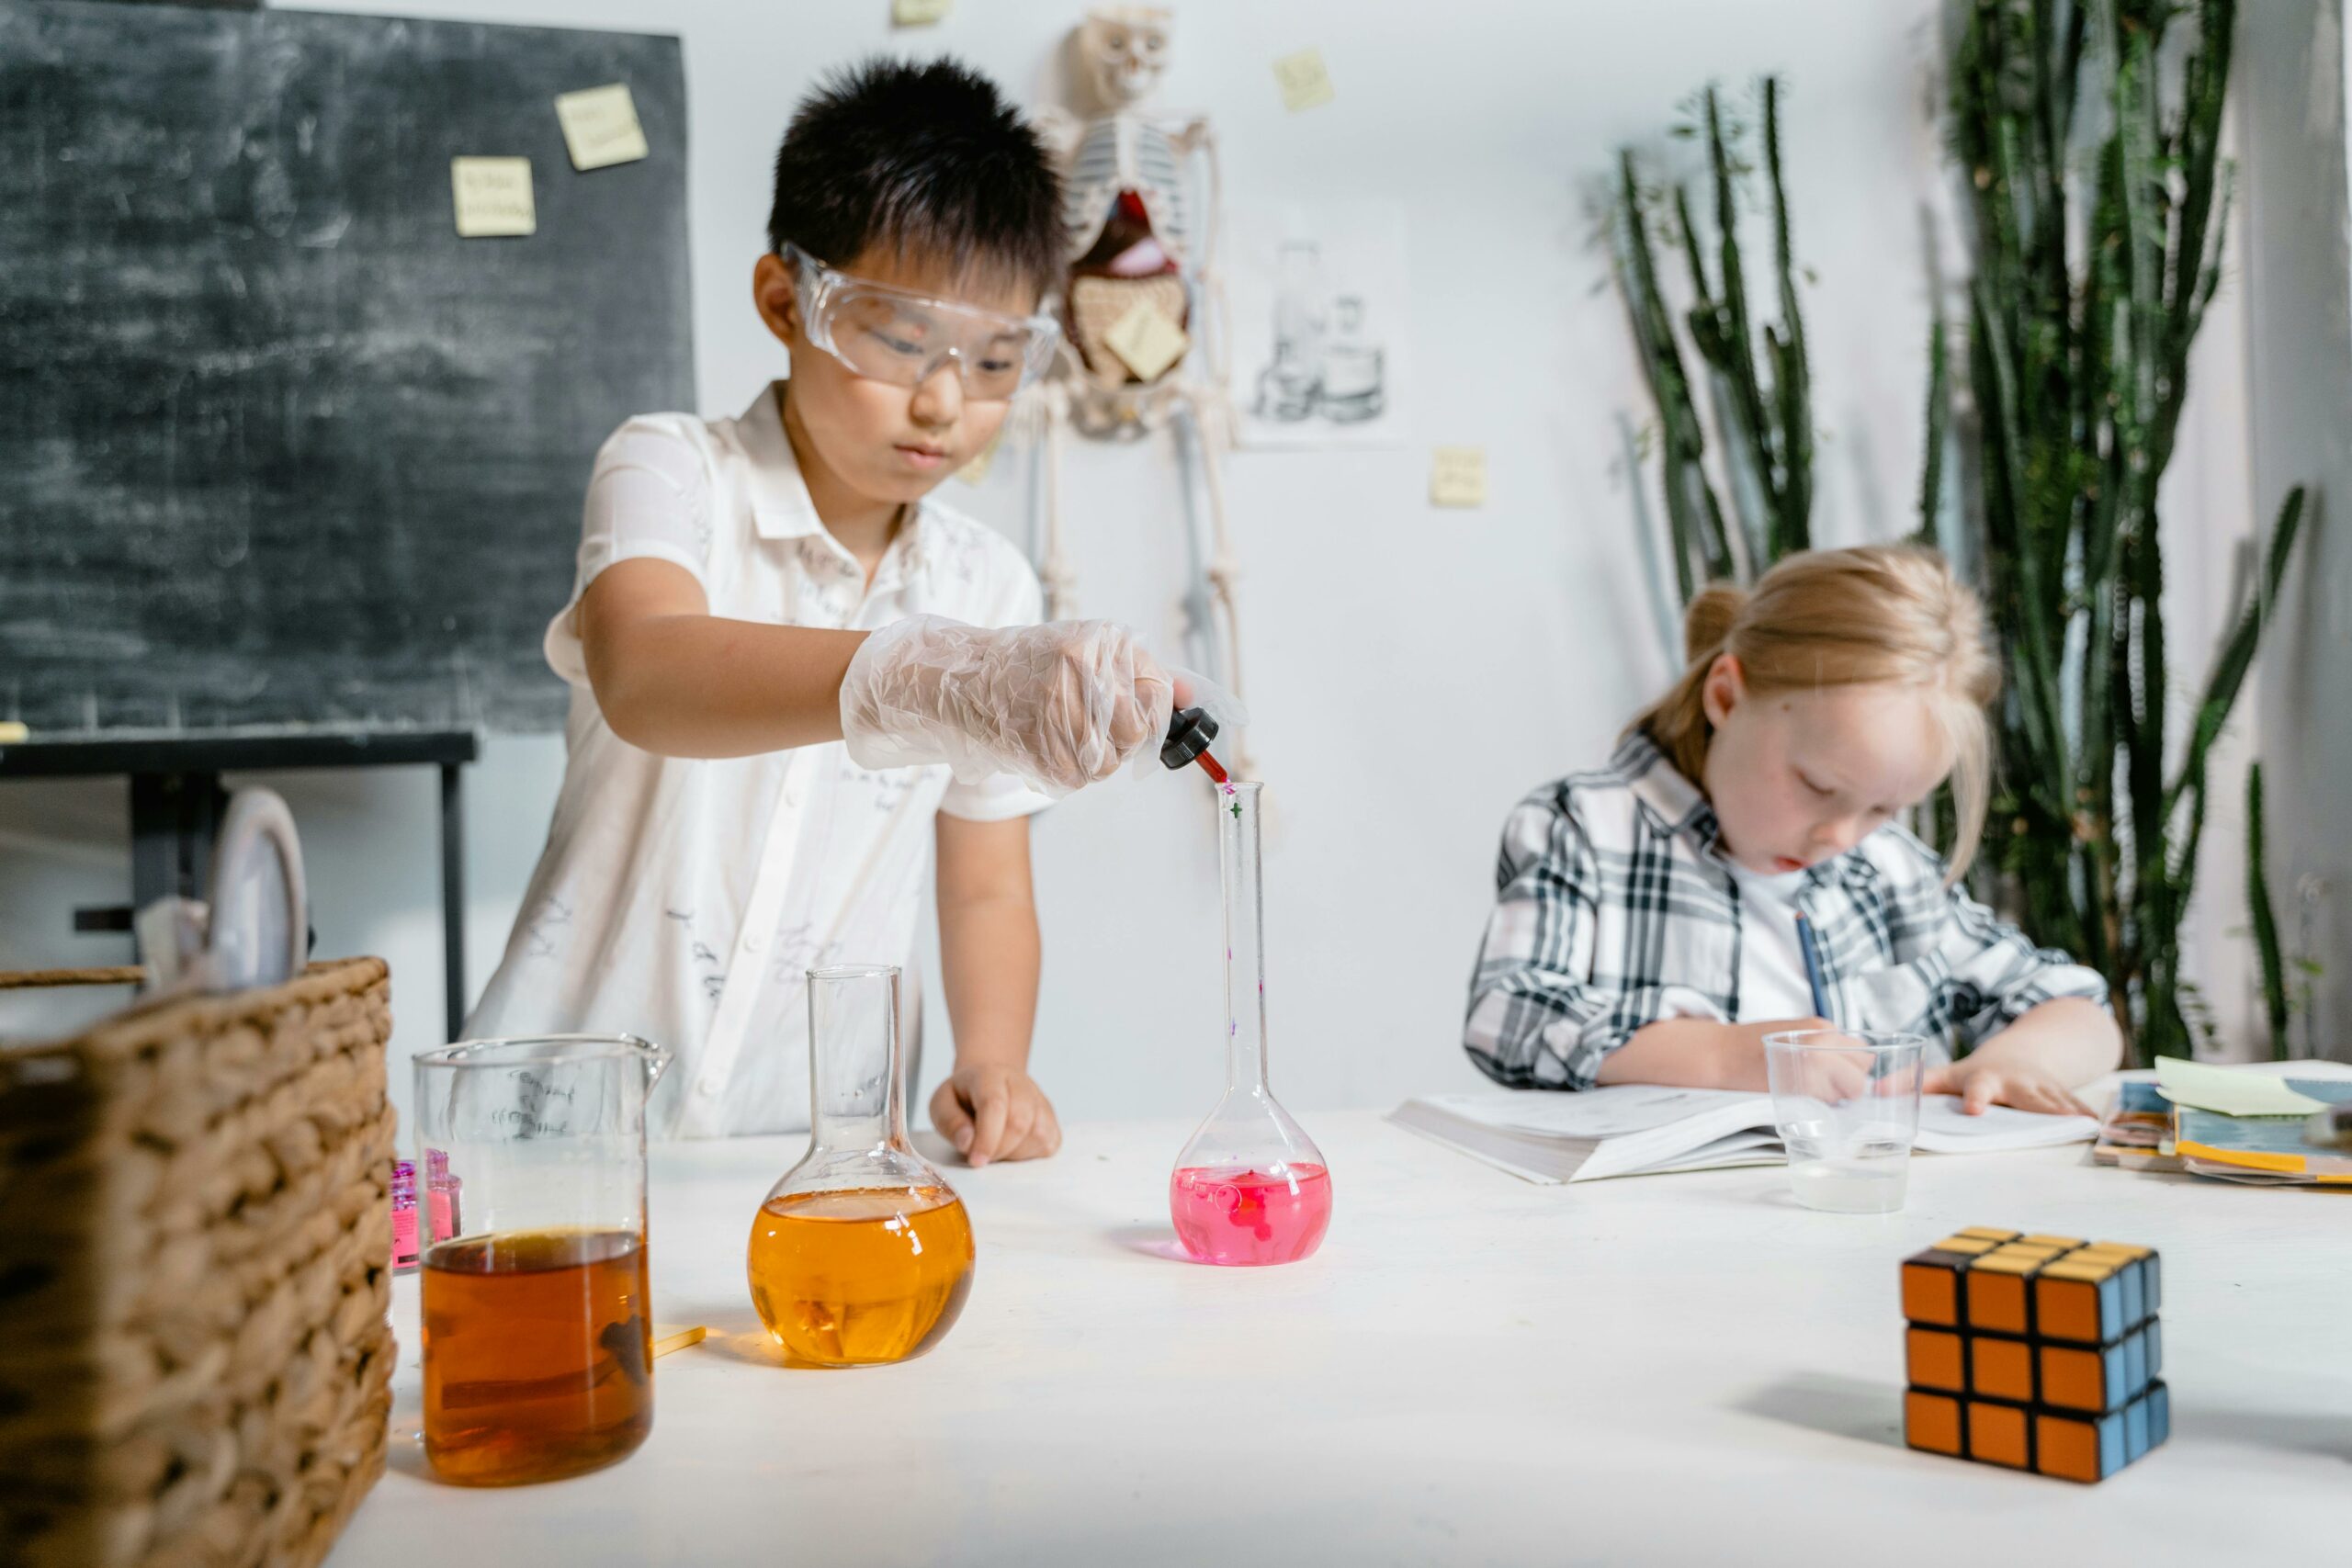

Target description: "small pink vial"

left=390, top=1159, right=420, bottom=1273
left=1170, top=1163, right=1332, bottom=1266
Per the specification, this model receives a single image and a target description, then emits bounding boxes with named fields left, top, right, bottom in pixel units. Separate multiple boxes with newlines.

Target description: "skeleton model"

left=1027, top=6, right=1253, bottom=776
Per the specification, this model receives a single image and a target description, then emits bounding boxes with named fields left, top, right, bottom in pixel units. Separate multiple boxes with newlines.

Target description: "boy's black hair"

left=768, top=57, right=1064, bottom=300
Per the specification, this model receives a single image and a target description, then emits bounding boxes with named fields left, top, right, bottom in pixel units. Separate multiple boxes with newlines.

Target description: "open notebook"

left=1390, top=1085, right=2099, bottom=1184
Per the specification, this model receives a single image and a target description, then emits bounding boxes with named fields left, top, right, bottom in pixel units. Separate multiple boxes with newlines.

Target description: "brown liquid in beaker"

left=746, top=1187, right=975, bottom=1366
left=421, top=1227, right=653, bottom=1485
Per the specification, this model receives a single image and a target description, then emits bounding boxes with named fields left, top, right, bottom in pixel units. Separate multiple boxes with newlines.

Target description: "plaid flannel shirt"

left=1464, top=733, right=2109, bottom=1090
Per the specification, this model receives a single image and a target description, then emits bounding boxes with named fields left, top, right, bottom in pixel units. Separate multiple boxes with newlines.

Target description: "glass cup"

left=412, top=1033, right=670, bottom=1484
left=1763, top=1029, right=1928, bottom=1213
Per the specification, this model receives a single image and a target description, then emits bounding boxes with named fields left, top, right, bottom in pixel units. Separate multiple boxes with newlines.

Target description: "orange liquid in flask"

left=747, top=1187, right=975, bottom=1366
left=420, top=1227, right=653, bottom=1485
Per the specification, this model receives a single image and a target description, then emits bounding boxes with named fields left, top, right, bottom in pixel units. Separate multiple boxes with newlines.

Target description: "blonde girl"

left=1464, top=544, right=2119, bottom=1114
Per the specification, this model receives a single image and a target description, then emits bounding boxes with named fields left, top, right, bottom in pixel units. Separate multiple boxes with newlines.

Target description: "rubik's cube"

left=1900, top=1227, right=2169, bottom=1483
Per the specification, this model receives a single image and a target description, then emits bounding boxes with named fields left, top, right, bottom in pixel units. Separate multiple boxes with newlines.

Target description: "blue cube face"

left=2098, top=1410, right=2127, bottom=1478
left=2143, top=1253, right=2162, bottom=1314
left=2144, top=1316, right=2164, bottom=1377
left=2102, top=1342, right=2131, bottom=1413
left=2123, top=1329, right=2148, bottom=1399
left=2145, top=1381, right=2171, bottom=1448
left=2124, top=1393, right=2152, bottom=1461
left=2115, top=1258, right=2144, bottom=1326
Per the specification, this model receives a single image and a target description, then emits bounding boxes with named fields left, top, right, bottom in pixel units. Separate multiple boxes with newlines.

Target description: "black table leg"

left=440, top=761, right=467, bottom=1042
left=123, top=771, right=228, bottom=955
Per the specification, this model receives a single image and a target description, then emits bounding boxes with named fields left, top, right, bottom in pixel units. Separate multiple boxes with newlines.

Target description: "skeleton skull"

left=1079, top=6, right=1171, bottom=111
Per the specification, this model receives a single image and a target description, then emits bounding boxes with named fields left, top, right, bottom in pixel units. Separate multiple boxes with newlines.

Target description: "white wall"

left=3, top=0, right=2282, bottom=1121
left=2242, top=0, right=2352, bottom=1062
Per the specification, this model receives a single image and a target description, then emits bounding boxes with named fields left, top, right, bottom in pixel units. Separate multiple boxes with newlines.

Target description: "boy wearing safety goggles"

left=466, top=59, right=1170, bottom=1160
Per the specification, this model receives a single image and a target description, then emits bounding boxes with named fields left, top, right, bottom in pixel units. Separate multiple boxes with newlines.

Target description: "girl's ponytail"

left=1634, top=583, right=1751, bottom=792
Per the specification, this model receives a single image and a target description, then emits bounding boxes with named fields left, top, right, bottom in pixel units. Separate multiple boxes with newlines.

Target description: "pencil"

left=1795, top=911, right=1833, bottom=1021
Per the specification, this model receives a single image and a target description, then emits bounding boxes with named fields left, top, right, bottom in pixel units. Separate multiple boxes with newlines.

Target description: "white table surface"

left=331, top=1069, right=2351, bottom=1567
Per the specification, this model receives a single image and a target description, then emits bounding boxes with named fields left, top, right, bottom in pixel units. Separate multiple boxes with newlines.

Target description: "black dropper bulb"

left=1160, top=706, right=1219, bottom=771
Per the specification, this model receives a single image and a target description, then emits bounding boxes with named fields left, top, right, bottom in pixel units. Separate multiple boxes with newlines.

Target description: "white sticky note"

left=1272, top=48, right=1336, bottom=113
left=451, top=157, right=536, bottom=238
left=1430, top=446, right=1487, bottom=508
left=2154, top=1056, right=2330, bottom=1117
left=554, top=83, right=649, bottom=171
left=1104, top=299, right=1189, bottom=382
left=893, top=0, right=954, bottom=24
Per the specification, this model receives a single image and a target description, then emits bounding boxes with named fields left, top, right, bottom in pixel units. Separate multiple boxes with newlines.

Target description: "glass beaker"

left=411, top=1033, right=669, bottom=1486
left=746, top=964, right=976, bottom=1366
left=1170, top=781, right=1332, bottom=1265
left=1763, top=1029, right=1928, bottom=1213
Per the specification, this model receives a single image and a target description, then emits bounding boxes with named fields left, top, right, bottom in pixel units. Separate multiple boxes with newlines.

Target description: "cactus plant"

left=1613, top=78, right=1811, bottom=598
left=1941, top=0, right=2308, bottom=1063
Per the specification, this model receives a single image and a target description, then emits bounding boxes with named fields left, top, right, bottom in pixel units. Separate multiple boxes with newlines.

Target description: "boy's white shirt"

left=463, top=382, right=1052, bottom=1138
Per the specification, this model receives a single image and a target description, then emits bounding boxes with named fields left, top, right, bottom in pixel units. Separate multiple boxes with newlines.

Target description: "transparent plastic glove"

left=841, top=615, right=1174, bottom=795
left=1142, top=668, right=1250, bottom=779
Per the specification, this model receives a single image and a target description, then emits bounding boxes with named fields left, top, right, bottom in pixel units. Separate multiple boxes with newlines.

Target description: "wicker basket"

left=0, top=958, right=397, bottom=1568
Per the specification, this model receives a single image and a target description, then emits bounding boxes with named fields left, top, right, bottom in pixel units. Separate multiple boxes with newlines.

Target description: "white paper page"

left=1911, top=1094, right=2098, bottom=1152
left=1588, top=1128, right=1788, bottom=1181
left=1409, top=1086, right=1770, bottom=1139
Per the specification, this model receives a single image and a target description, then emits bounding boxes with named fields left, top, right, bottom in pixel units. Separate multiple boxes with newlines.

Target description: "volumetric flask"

left=1170, top=781, right=1332, bottom=1265
left=746, top=964, right=976, bottom=1366
left=412, top=1033, right=669, bottom=1485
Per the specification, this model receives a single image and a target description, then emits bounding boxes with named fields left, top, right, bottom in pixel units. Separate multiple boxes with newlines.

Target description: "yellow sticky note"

left=1104, top=299, right=1189, bottom=382
left=1430, top=446, right=1487, bottom=507
left=554, top=83, right=649, bottom=172
left=451, top=157, right=536, bottom=238
left=0, top=722, right=27, bottom=744
left=2153, top=1056, right=2329, bottom=1117
left=892, top=0, right=954, bottom=24
left=1272, top=48, right=1336, bottom=113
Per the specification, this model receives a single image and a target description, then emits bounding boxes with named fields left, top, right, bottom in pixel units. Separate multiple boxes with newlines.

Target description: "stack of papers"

left=1388, top=1085, right=2098, bottom=1185
left=2092, top=1081, right=2180, bottom=1173
left=2151, top=1058, right=2352, bottom=1186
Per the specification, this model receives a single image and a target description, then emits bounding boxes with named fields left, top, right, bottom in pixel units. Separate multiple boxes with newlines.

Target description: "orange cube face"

left=2036, top=1414, right=2101, bottom=1483
left=1905, top=1390, right=1965, bottom=1456
left=2041, top=1345, right=2109, bottom=1413
left=1906, top=1327, right=1966, bottom=1393
left=1964, top=1269, right=2030, bottom=1335
left=2035, top=1273, right=2102, bottom=1344
left=1970, top=1335, right=2034, bottom=1403
left=1902, top=1258, right=1963, bottom=1326
left=1966, top=1400, right=2031, bottom=1469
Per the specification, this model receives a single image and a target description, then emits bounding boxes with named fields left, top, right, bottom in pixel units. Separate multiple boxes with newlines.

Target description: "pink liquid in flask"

left=1168, top=778, right=1331, bottom=1265
left=1170, top=1163, right=1331, bottom=1266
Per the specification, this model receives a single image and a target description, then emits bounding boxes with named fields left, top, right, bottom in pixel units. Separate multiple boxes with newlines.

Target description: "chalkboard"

left=0, top=2, right=695, bottom=735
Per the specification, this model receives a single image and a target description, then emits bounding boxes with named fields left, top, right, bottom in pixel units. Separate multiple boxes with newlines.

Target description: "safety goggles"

left=782, top=243, right=1060, bottom=400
